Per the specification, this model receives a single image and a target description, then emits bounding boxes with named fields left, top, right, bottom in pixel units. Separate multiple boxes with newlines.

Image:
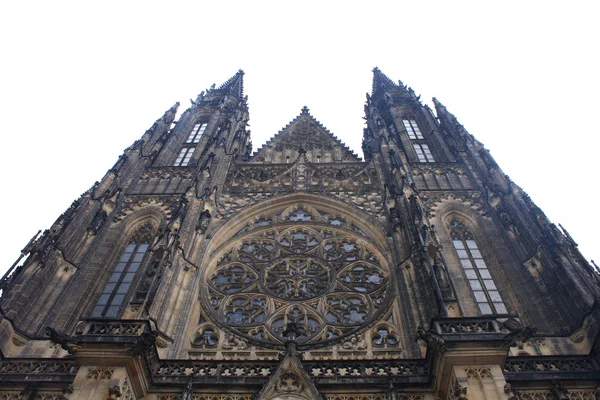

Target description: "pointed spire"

left=216, top=69, right=245, bottom=98
left=372, top=67, right=397, bottom=93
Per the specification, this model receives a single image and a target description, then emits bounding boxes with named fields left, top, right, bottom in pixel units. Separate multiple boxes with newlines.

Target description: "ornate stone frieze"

left=422, top=191, right=489, bottom=219
left=140, top=167, right=196, bottom=181
left=114, top=195, right=181, bottom=221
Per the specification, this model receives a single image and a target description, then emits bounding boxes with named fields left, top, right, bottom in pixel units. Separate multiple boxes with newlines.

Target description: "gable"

left=251, top=108, right=361, bottom=163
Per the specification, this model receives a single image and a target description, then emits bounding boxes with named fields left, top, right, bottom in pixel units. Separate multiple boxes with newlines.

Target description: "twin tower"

left=0, top=69, right=599, bottom=400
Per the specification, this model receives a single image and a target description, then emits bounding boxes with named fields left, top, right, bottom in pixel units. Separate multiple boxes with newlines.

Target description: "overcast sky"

left=0, top=2, right=598, bottom=275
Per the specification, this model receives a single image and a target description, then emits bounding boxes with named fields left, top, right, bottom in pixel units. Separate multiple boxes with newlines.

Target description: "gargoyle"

left=417, top=327, right=447, bottom=353
left=45, top=327, right=81, bottom=355
left=502, top=326, right=537, bottom=349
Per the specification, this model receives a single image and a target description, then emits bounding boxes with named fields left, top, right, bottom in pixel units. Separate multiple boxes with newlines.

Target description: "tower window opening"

left=186, top=123, right=207, bottom=144
left=413, top=143, right=435, bottom=162
left=91, top=239, right=150, bottom=318
left=316, top=155, right=321, bottom=163
left=174, top=147, right=195, bottom=166
left=450, top=220, right=507, bottom=315
left=286, top=155, right=290, bottom=163
left=403, top=118, right=424, bottom=140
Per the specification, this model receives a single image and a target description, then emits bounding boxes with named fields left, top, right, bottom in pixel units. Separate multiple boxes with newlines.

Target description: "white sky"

left=0, top=1, right=599, bottom=275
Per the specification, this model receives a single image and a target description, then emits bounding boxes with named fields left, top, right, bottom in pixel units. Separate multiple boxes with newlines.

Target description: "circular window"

left=262, top=256, right=333, bottom=300
left=201, top=206, right=392, bottom=346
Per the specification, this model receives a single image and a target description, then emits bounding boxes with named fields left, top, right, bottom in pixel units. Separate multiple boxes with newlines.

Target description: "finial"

left=301, top=106, right=309, bottom=114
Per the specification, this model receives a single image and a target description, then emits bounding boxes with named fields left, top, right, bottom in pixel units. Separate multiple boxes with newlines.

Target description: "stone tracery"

left=202, top=203, right=392, bottom=345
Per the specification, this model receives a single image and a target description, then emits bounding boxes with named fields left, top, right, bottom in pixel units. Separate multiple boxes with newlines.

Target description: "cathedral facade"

left=1, top=69, right=599, bottom=400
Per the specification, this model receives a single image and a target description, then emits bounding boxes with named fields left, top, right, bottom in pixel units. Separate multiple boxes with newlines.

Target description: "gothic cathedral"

left=1, top=69, right=599, bottom=400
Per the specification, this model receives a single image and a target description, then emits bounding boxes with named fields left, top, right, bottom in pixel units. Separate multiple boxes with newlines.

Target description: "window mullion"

left=465, top=244, right=496, bottom=313
left=102, top=242, right=139, bottom=317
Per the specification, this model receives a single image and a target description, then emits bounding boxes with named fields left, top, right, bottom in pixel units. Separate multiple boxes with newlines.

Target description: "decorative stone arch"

left=206, top=193, right=390, bottom=256
left=196, top=193, right=395, bottom=349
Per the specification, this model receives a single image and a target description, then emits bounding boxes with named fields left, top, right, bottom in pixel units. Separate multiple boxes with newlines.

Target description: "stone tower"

left=1, top=69, right=599, bottom=400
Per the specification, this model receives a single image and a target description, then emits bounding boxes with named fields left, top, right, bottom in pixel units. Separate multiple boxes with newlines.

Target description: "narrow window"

left=174, top=147, right=195, bottom=166
left=403, top=118, right=424, bottom=139
left=413, top=143, right=435, bottom=162
left=449, top=219, right=507, bottom=315
left=286, top=155, right=290, bottom=163
left=186, top=123, right=207, bottom=144
left=91, top=227, right=153, bottom=318
left=316, top=155, right=321, bottom=163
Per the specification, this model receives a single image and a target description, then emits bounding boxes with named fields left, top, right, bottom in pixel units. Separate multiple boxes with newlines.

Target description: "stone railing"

left=304, top=360, right=429, bottom=381
left=0, top=358, right=79, bottom=383
left=76, top=319, right=149, bottom=337
left=504, top=356, right=600, bottom=381
left=432, top=317, right=505, bottom=335
left=153, top=360, right=277, bottom=380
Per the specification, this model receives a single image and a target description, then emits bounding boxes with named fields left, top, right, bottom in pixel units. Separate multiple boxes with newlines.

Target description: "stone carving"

left=196, top=209, right=212, bottom=233
left=222, top=334, right=248, bottom=350
left=341, top=335, right=367, bottom=350
left=203, top=208, right=391, bottom=345
left=45, top=327, right=81, bottom=355
left=86, top=368, right=114, bottom=379
left=277, top=372, right=302, bottom=392
left=416, top=327, right=447, bottom=353
left=264, top=256, right=331, bottom=300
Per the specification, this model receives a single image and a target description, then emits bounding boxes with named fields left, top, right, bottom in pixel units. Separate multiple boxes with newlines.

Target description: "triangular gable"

left=257, top=341, right=321, bottom=400
left=251, top=107, right=361, bottom=163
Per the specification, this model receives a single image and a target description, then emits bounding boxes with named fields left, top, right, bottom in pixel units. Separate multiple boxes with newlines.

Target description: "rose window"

left=263, top=256, right=332, bottom=300
left=203, top=205, right=393, bottom=346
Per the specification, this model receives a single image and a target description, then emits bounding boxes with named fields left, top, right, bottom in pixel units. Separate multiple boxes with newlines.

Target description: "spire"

left=216, top=69, right=244, bottom=98
left=371, top=68, right=422, bottom=107
left=372, top=67, right=397, bottom=93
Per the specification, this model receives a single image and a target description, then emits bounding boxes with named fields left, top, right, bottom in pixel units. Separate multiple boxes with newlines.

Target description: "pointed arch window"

left=404, top=117, right=435, bottom=162
left=402, top=118, right=424, bottom=140
left=91, top=224, right=154, bottom=318
left=174, top=147, right=195, bottom=167
left=413, top=143, right=435, bottom=162
left=449, top=219, right=508, bottom=315
left=186, top=123, right=207, bottom=144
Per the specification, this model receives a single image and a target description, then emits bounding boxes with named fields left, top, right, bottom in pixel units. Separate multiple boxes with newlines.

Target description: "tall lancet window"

left=403, top=117, right=435, bottom=162
left=186, top=123, right=207, bottom=144
left=91, top=224, right=154, bottom=318
left=449, top=219, right=508, bottom=315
